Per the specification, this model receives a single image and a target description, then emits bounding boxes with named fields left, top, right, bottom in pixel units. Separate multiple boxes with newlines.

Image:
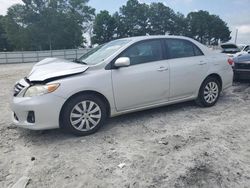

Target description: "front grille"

left=14, top=83, right=25, bottom=96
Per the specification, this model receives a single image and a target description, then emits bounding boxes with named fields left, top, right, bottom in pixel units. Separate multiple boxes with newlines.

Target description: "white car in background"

left=11, top=36, right=233, bottom=136
left=236, top=44, right=250, bottom=56
left=221, top=43, right=250, bottom=57
left=220, top=43, right=240, bottom=57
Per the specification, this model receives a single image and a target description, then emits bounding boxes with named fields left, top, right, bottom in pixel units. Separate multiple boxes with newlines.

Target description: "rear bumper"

left=10, top=94, right=66, bottom=130
left=233, top=69, right=250, bottom=80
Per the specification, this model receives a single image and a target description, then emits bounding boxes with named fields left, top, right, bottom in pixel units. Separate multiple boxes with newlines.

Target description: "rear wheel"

left=196, top=77, right=221, bottom=107
left=61, top=94, right=107, bottom=136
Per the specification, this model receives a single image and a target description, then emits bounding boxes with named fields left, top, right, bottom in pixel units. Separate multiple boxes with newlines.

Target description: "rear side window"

left=120, top=40, right=163, bottom=65
left=165, top=39, right=203, bottom=59
left=193, top=44, right=204, bottom=56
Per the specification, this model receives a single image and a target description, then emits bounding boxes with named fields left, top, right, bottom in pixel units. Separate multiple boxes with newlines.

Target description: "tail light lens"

left=228, top=58, right=234, bottom=66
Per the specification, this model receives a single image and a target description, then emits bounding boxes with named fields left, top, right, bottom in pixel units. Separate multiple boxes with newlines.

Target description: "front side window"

left=120, top=40, right=163, bottom=65
left=165, top=39, right=203, bottom=59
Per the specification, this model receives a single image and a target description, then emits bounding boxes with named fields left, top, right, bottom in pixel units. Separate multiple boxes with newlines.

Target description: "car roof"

left=115, top=35, right=213, bottom=55
left=120, top=35, right=195, bottom=42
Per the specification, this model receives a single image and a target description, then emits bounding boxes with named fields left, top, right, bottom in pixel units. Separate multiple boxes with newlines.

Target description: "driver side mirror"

left=114, top=57, right=130, bottom=68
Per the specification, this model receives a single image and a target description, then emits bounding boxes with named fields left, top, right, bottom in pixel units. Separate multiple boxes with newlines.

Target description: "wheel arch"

left=204, top=73, right=223, bottom=90
left=196, top=73, right=223, bottom=98
left=195, top=73, right=223, bottom=107
left=59, top=90, right=111, bottom=128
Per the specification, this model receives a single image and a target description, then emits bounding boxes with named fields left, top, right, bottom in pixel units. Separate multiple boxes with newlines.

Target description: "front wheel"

left=196, top=77, right=221, bottom=107
left=61, top=94, right=107, bottom=136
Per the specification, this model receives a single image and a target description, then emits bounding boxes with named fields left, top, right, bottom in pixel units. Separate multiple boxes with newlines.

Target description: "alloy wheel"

left=203, top=81, right=219, bottom=104
left=70, top=100, right=102, bottom=131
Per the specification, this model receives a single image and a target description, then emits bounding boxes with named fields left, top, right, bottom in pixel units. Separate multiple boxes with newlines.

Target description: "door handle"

left=198, top=62, right=207, bottom=65
left=157, top=66, right=168, bottom=72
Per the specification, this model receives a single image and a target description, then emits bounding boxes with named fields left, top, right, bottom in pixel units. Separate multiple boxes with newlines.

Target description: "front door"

left=112, top=39, right=170, bottom=111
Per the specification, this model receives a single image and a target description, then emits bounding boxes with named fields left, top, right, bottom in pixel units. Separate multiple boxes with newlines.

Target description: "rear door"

left=164, top=39, right=208, bottom=100
left=111, top=39, right=170, bottom=111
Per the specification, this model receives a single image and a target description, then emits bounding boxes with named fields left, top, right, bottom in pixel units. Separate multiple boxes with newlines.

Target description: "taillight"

left=228, top=58, right=234, bottom=66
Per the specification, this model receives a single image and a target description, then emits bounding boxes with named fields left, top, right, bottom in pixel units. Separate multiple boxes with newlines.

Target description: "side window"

left=193, top=44, right=204, bottom=56
left=120, top=40, right=163, bottom=65
left=165, top=39, right=203, bottom=59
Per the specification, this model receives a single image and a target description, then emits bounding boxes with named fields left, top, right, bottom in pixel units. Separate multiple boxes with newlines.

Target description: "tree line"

left=0, top=0, right=231, bottom=51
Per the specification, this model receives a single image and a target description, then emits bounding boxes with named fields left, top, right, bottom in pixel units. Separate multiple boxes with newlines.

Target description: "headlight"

left=24, top=83, right=60, bottom=97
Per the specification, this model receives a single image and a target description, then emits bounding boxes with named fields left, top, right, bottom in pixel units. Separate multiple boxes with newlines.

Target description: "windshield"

left=77, top=39, right=131, bottom=65
left=238, top=45, right=246, bottom=51
left=237, top=45, right=250, bottom=51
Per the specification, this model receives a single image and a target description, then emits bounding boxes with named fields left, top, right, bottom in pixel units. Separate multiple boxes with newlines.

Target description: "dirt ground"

left=0, top=63, right=250, bottom=188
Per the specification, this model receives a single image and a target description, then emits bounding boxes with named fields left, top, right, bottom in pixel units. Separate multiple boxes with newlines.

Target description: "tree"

left=3, top=0, right=231, bottom=48
left=91, top=2, right=231, bottom=45
left=91, top=11, right=116, bottom=44
left=3, top=0, right=95, bottom=51
left=148, top=3, right=175, bottom=35
left=186, top=11, right=231, bottom=44
left=186, top=11, right=210, bottom=43
left=208, top=15, right=231, bottom=44
left=0, top=16, right=12, bottom=51
left=172, top=12, right=188, bottom=36
left=4, top=4, right=33, bottom=50
left=118, top=0, right=149, bottom=37
left=112, top=12, right=126, bottom=39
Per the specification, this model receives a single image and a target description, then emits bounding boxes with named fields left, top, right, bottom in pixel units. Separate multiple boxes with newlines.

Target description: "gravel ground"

left=0, top=63, right=250, bottom=188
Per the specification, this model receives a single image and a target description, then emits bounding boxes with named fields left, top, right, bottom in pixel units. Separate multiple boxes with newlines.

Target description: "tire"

left=195, top=77, right=221, bottom=107
left=60, top=94, right=107, bottom=136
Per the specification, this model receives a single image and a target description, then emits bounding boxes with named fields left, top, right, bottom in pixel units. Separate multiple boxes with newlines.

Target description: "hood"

left=221, top=43, right=239, bottom=49
left=27, top=58, right=89, bottom=82
left=221, top=43, right=240, bottom=54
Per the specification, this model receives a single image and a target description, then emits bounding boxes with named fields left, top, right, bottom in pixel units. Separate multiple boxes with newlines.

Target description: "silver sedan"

left=11, top=36, right=233, bottom=136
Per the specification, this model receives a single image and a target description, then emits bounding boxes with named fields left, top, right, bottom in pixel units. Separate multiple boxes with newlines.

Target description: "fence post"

left=36, top=51, right=39, bottom=62
left=64, top=49, right=66, bottom=59
left=21, top=51, right=24, bottom=63
left=5, top=53, right=8, bottom=64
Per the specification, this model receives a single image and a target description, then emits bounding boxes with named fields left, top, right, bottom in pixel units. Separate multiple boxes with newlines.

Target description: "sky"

left=1, top=0, right=250, bottom=44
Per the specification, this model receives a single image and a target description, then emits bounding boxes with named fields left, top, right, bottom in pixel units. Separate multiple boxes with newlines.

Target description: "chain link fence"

left=0, top=49, right=91, bottom=64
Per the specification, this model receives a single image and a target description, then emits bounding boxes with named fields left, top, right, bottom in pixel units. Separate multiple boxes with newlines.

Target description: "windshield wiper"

left=73, top=59, right=88, bottom=65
